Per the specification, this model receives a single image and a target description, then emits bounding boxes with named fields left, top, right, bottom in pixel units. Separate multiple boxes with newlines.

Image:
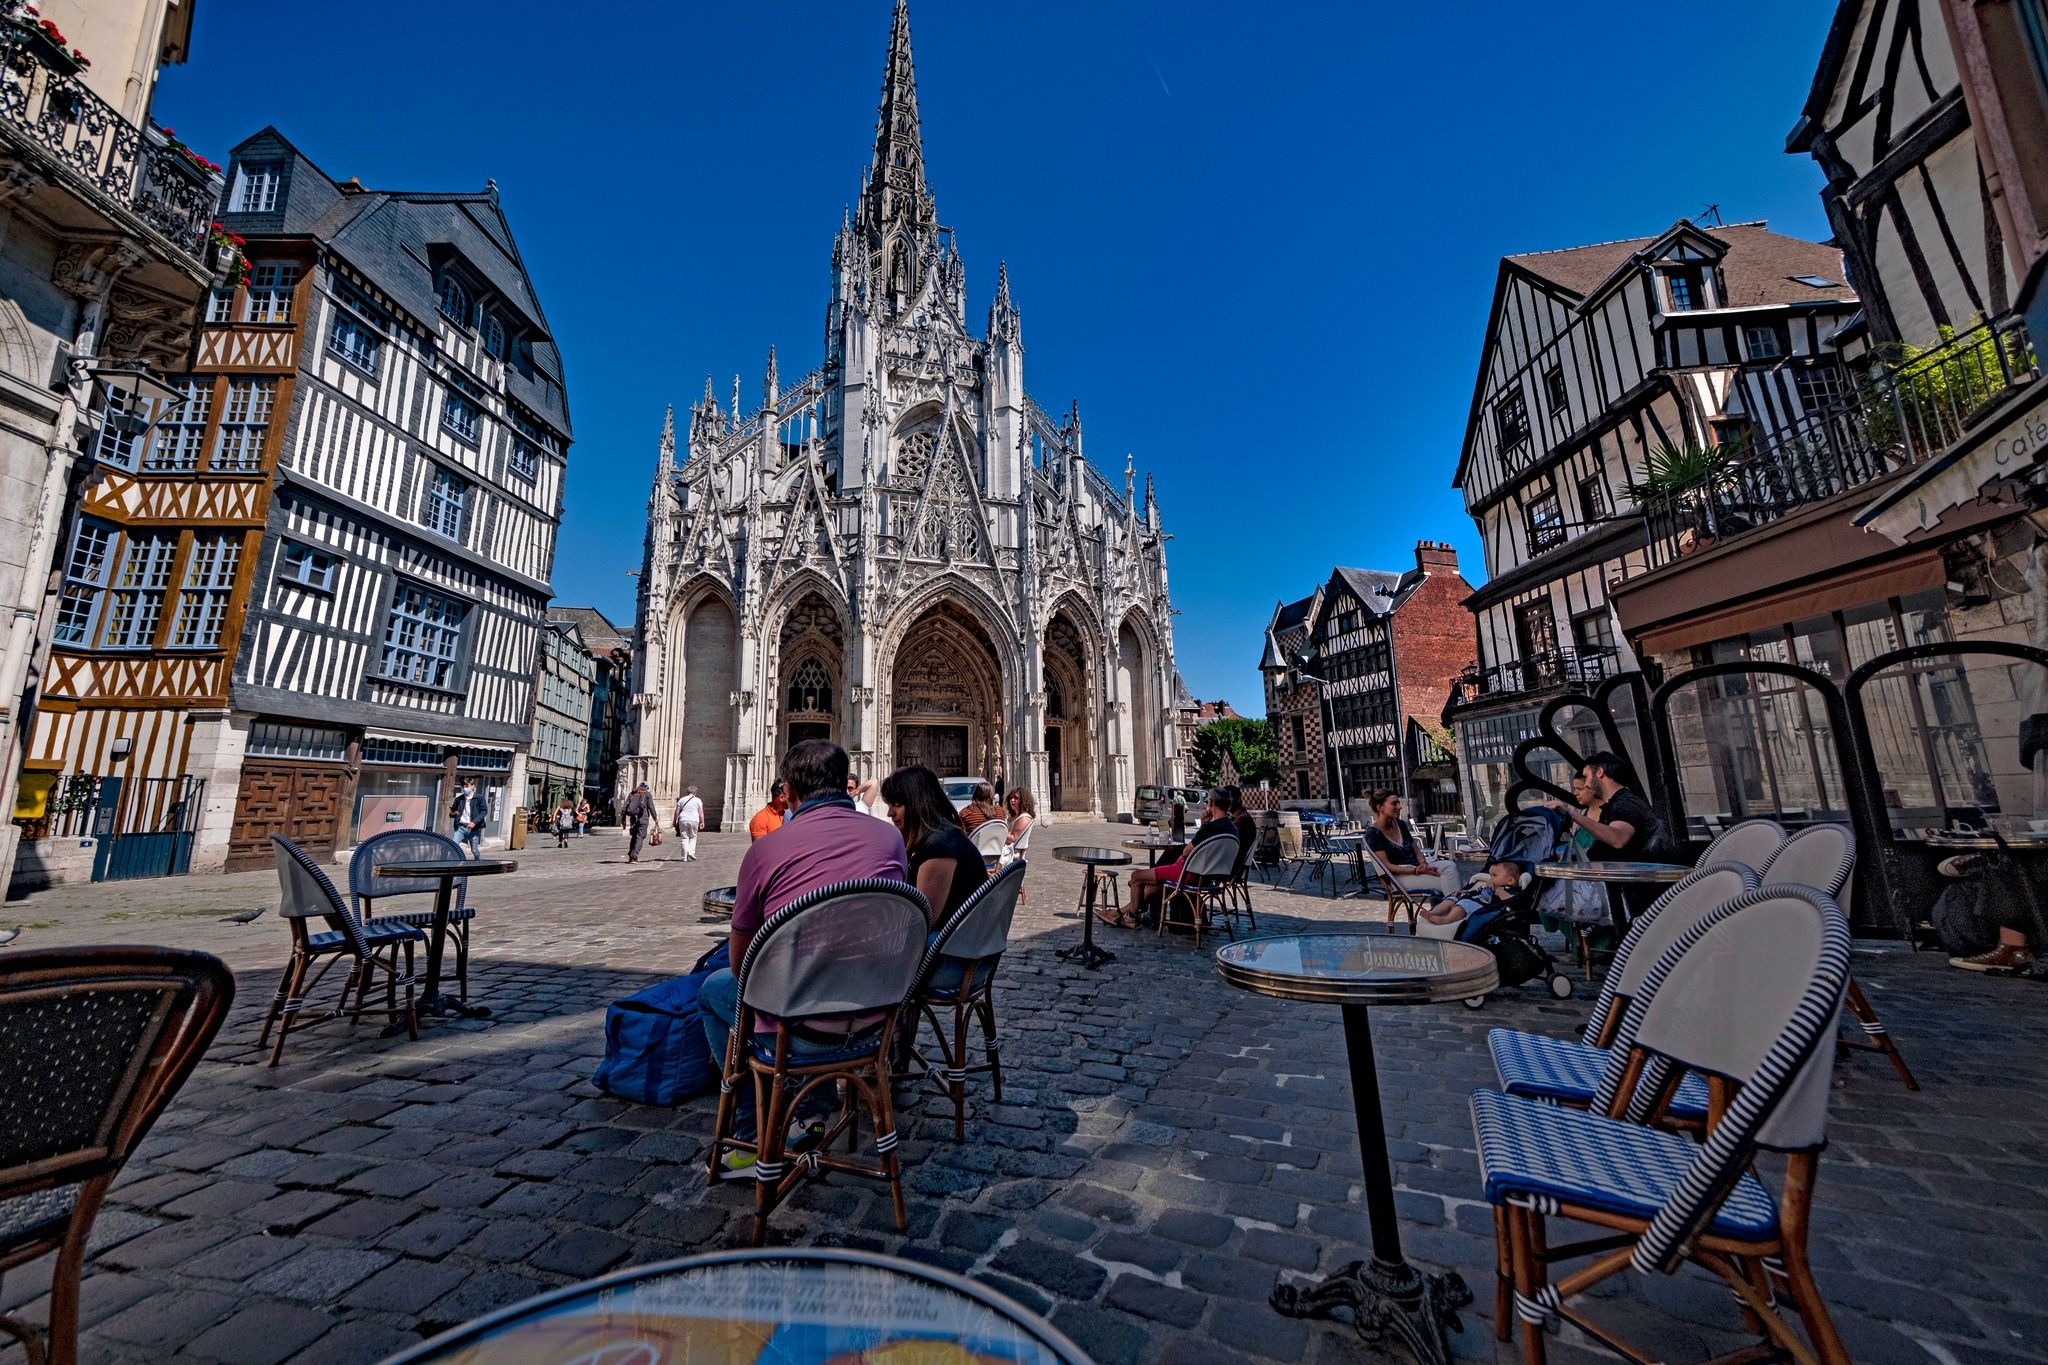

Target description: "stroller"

left=1453, top=806, right=1575, bottom=1008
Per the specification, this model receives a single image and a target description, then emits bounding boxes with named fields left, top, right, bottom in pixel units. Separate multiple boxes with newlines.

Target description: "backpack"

left=592, top=941, right=729, bottom=1105
left=1931, top=879, right=2001, bottom=957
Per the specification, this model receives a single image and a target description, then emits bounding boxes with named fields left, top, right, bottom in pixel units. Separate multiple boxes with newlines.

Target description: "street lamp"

left=1289, top=658, right=1346, bottom=819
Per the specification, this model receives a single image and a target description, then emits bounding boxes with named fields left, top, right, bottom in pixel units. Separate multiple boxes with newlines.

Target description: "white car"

left=942, top=776, right=989, bottom=813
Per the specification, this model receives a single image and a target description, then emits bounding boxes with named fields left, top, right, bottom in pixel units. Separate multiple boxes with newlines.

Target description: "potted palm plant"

left=1624, top=439, right=1740, bottom=555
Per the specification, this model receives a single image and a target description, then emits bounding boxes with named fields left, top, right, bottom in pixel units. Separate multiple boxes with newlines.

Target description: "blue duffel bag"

left=592, top=941, right=729, bottom=1104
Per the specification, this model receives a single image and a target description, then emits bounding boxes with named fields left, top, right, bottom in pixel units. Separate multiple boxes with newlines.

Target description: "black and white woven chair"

left=261, top=836, right=422, bottom=1065
left=349, top=829, right=480, bottom=1001
left=1158, top=835, right=1239, bottom=947
left=1474, top=885, right=1854, bottom=1365
left=0, top=948, right=232, bottom=1365
left=705, top=878, right=929, bottom=1246
left=902, top=860, right=1024, bottom=1142
left=1696, top=816, right=1788, bottom=874
left=1486, top=863, right=1757, bottom=1124
left=1758, top=822, right=1917, bottom=1090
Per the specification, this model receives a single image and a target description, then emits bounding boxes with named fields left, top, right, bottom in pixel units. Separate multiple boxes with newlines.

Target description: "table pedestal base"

left=1272, top=1256, right=1470, bottom=1365
left=1053, top=941, right=1116, bottom=969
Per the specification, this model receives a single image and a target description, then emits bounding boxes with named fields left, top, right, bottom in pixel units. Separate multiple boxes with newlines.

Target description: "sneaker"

left=787, top=1119, right=827, bottom=1151
left=716, top=1149, right=758, bottom=1180
left=1949, top=943, right=2035, bottom=974
left=1937, top=853, right=1987, bottom=878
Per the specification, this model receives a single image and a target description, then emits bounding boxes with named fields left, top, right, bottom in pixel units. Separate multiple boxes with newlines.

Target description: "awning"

left=1634, top=553, right=1943, bottom=656
left=1856, top=380, right=2048, bottom=542
left=362, top=729, right=514, bottom=753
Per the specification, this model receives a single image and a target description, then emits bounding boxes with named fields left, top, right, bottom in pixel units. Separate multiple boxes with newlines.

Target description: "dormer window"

left=1664, top=267, right=1705, bottom=311
left=230, top=161, right=283, bottom=213
left=437, top=273, right=472, bottom=328
left=481, top=313, right=505, bottom=359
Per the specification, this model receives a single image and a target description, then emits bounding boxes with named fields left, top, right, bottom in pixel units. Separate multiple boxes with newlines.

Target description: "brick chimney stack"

left=1415, top=540, right=1459, bottom=572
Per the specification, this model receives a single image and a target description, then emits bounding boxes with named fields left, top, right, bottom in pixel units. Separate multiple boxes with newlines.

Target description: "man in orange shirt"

left=747, top=779, right=790, bottom=841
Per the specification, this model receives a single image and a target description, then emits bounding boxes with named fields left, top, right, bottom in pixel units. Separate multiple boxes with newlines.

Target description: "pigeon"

left=0, top=926, right=18, bottom=947
left=218, top=907, right=268, bottom=925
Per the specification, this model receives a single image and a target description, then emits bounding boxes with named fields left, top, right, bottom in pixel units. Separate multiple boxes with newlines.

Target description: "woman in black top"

left=1363, top=791, right=1457, bottom=916
left=881, top=765, right=989, bottom=927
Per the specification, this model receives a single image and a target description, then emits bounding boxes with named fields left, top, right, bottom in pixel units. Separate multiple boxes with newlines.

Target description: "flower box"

left=12, top=17, right=84, bottom=78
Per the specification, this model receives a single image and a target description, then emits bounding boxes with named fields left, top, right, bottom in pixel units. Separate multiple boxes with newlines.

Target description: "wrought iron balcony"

left=1639, top=313, right=2038, bottom=570
left=1448, top=646, right=1622, bottom=707
left=0, top=12, right=220, bottom=270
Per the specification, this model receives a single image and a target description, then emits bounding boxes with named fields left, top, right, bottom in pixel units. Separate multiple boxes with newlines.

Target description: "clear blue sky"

left=155, top=1, right=1839, bottom=710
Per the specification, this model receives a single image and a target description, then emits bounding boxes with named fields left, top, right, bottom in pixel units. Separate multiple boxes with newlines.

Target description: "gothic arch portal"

left=678, top=585, right=738, bottom=829
left=890, top=602, right=1006, bottom=783
left=1117, top=612, right=1161, bottom=795
left=774, top=589, right=847, bottom=755
left=1043, top=597, right=1103, bottom=814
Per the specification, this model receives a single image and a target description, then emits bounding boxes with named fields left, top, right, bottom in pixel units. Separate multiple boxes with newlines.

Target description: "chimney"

left=338, top=177, right=366, bottom=195
left=1415, top=539, right=1459, bottom=571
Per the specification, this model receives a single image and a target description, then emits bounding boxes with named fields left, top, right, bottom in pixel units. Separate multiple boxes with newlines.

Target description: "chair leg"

left=454, top=922, right=470, bottom=1002
left=976, top=993, right=1002, bottom=1102
left=946, top=998, right=970, bottom=1145
left=1845, top=978, right=1917, bottom=1090
left=1780, top=1155, right=1852, bottom=1365
left=267, top=954, right=309, bottom=1067
left=752, top=1066, right=790, bottom=1247
left=868, top=1051, right=909, bottom=1233
left=258, top=952, right=297, bottom=1047
left=1505, top=1204, right=1548, bottom=1365
left=1492, top=1205, right=1512, bottom=1341
left=707, top=1033, right=743, bottom=1186
left=45, top=1177, right=109, bottom=1365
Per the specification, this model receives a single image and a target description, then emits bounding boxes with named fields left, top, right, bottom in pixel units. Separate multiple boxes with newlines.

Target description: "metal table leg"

left=1056, top=863, right=1117, bottom=970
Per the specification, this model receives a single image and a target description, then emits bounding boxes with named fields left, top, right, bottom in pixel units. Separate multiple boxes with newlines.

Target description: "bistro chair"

left=1218, top=829, right=1259, bottom=934
left=349, top=829, right=479, bottom=1000
left=262, top=836, right=422, bottom=1066
left=1475, top=885, right=1854, bottom=1365
left=901, top=861, right=1025, bottom=1142
left=0, top=948, right=232, bottom=1365
left=969, top=818, right=1009, bottom=871
left=1363, top=844, right=1431, bottom=931
left=1758, top=822, right=1917, bottom=1090
left=1158, top=835, right=1240, bottom=947
left=706, top=879, right=929, bottom=1246
left=1486, top=864, right=1758, bottom=1124
left=1697, top=816, right=1788, bottom=873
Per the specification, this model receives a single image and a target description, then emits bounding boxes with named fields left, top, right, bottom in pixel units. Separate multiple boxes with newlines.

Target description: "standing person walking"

left=553, top=798, right=576, bottom=848
left=674, top=785, right=705, bottom=862
left=623, top=782, right=656, bottom=863
left=449, top=777, right=487, bottom=859
left=575, top=796, right=591, bottom=837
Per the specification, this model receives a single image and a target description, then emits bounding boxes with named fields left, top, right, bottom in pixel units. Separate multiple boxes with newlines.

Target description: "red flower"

left=161, top=127, right=175, bottom=137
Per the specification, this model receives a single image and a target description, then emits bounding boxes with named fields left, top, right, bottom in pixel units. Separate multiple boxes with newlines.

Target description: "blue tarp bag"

left=592, top=941, right=729, bottom=1105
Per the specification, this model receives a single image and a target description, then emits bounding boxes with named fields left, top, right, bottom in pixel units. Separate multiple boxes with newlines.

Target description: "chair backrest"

left=1180, top=834, right=1240, bottom=882
left=1009, top=816, right=1033, bottom=853
left=919, top=860, right=1025, bottom=985
left=1580, top=862, right=1758, bottom=1046
left=1757, top=822, right=1855, bottom=900
left=350, top=828, right=468, bottom=914
left=273, top=836, right=369, bottom=957
left=970, top=820, right=1009, bottom=859
left=1619, top=886, right=1851, bottom=1273
left=0, top=947, right=233, bottom=1206
left=1697, top=817, right=1788, bottom=873
left=736, top=879, right=931, bottom=1021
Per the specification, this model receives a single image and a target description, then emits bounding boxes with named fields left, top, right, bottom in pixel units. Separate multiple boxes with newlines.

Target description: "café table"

left=703, top=884, right=737, bottom=920
left=1215, top=932, right=1498, bottom=1365
left=374, top=858, right=514, bottom=1021
left=1053, top=846, right=1130, bottom=970
left=1123, top=833, right=1184, bottom=868
left=1533, top=858, right=1688, bottom=934
left=378, top=1247, right=1091, bottom=1365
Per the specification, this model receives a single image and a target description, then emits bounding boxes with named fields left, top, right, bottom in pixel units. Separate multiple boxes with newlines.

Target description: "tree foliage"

left=1192, top=717, right=1280, bottom=787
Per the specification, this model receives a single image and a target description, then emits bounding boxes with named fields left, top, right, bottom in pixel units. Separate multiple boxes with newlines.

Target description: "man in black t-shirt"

left=1544, top=751, right=1675, bottom=922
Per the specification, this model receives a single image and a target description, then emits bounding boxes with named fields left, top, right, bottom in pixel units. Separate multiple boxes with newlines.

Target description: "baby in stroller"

left=1415, top=860, right=1522, bottom=940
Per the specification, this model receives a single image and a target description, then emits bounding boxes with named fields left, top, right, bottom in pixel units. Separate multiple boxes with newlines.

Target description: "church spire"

left=658, top=405, right=675, bottom=474
left=764, top=345, right=779, bottom=406
left=859, top=0, right=934, bottom=240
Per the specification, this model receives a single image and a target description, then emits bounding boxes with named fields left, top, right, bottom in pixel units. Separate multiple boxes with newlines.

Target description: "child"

left=553, top=800, right=576, bottom=848
left=1416, top=859, right=1523, bottom=941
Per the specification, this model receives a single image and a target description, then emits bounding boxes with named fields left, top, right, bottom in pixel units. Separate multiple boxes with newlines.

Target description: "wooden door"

left=896, top=725, right=969, bottom=776
left=226, top=761, right=345, bottom=871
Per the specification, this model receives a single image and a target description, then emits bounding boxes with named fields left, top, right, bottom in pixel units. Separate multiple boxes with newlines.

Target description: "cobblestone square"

left=5, top=825, right=2045, bottom=1364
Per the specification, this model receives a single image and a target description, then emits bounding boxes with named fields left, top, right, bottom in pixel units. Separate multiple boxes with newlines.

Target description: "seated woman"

left=1415, top=860, right=1522, bottom=941
left=1108, top=788, right=1235, bottom=928
left=882, top=767, right=990, bottom=995
left=960, top=783, right=1006, bottom=834
left=1002, top=786, right=1035, bottom=863
left=1364, top=790, right=1457, bottom=900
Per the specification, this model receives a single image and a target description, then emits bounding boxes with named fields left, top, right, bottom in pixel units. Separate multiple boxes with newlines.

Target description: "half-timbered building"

left=1600, top=0, right=2048, bottom=839
left=1260, top=591, right=1324, bottom=803
left=179, top=130, right=570, bottom=870
left=631, top=1, right=1182, bottom=826
left=1447, top=220, right=1860, bottom=834
left=528, top=619, right=593, bottom=816
left=3, top=0, right=223, bottom=892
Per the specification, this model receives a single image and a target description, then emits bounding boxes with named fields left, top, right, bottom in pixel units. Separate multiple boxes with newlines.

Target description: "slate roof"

left=1332, top=566, right=1427, bottom=618
left=219, top=127, right=571, bottom=439
left=1508, top=221, right=1854, bottom=310
left=548, top=606, right=631, bottom=655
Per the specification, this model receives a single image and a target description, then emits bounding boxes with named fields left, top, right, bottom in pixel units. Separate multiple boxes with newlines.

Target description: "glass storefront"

left=1455, top=704, right=1639, bottom=840
left=355, top=767, right=443, bottom=836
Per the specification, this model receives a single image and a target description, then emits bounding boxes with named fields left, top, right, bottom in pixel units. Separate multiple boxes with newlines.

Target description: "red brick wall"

left=1389, top=542, right=1478, bottom=739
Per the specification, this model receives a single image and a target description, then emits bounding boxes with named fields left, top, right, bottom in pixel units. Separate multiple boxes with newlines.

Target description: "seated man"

left=701, top=740, right=909, bottom=1173
left=1416, top=860, right=1522, bottom=941
left=1107, top=787, right=1236, bottom=927
left=748, top=780, right=790, bottom=841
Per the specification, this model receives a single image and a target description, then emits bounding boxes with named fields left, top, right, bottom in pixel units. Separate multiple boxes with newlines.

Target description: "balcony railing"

left=1448, top=645, right=1622, bottom=708
left=1640, top=313, right=2038, bottom=570
left=0, top=13, right=218, bottom=267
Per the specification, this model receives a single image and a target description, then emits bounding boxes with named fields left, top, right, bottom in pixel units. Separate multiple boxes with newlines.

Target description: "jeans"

left=456, top=823, right=483, bottom=858
left=699, top=969, right=848, bottom=1142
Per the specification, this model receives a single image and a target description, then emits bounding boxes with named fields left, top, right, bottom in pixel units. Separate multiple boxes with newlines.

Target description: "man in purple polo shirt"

left=701, top=739, right=907, bottom=1167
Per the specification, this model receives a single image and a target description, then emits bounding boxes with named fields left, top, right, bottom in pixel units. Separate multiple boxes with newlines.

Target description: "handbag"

left=650, top=827, right=662, bottom=845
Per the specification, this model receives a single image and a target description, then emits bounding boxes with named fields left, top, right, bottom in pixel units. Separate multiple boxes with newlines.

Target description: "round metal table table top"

left=1532, top=860, right=1687, bottom=883
left=1053, top=846, right=1134, bottom=867
left=1214, top=933, right=1499, bottom=1006
left=1921, top=831, right=2048, bottom=851
left=375, top=859, right=517, bottom=878
left=377, top=1248, right=1093, bottom=1365
left=704, top=885, right=738, bottom=916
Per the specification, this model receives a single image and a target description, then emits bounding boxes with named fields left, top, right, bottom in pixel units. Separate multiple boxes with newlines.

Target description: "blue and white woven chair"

left=1697, top=816, right=1788, bottom=874
left=1473, top=885, right=1853, bottom=1365
left=261, top=836, right=423, bottom=1066
left=901, top=860, right=1025, bottom=1143
left=1485, top=863, right=1757, bottom=1123
left=705, top=878, right=930, bottom=1246
left=1758, top=822, right=1917, bottom=1091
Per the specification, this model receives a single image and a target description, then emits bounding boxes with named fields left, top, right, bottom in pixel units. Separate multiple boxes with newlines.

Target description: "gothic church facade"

left=631, top=1, right=1183, bottom=827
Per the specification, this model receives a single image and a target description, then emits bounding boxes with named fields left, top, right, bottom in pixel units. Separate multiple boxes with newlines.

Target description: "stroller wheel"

left=1548, top=973, right=1574, bottom=999
left=1462, top=995, right=1486, bottom=1010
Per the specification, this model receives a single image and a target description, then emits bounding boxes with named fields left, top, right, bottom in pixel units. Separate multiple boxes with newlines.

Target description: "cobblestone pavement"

left=4, top=822, right=2046, bottom=1364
